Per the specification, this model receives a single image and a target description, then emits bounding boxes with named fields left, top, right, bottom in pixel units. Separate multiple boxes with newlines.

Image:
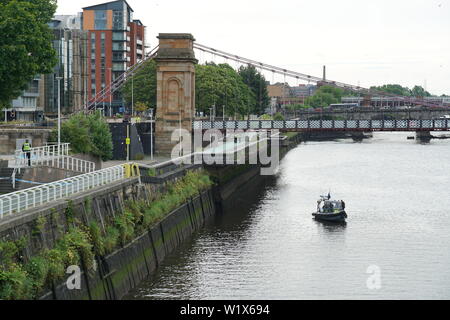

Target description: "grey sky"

left=56, top=0, right=450, bottom=95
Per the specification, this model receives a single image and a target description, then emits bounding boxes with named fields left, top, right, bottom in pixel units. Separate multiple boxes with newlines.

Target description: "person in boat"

left=342, top=201, right=346, bottom=210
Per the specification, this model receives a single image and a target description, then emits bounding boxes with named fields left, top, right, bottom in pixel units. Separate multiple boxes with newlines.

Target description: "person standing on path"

left=22, top=140, right=32, bottom=167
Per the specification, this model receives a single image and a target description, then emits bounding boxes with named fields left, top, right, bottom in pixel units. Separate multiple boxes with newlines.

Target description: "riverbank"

left=0, top=132, right=303, bottom=300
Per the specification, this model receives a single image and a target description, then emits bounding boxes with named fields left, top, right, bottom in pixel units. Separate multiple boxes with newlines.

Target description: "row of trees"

left=370, top=84, right=432, bottom=97
left=0, top=0, right=57, bottom=110
left=121, top=61, right=270, bottom=118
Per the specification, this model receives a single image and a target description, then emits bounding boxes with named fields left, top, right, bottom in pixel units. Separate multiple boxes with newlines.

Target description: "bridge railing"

left=13, top=143, right=95, bottom=174
left=0, top=165, right=126, bottom=220
left=14, top=143, right=70, bottom=168
left=193, top=120, right=450, bottom=131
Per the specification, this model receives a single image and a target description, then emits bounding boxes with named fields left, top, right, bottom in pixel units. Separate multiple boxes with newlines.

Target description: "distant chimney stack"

left=323, top=65, right=326, bottom=81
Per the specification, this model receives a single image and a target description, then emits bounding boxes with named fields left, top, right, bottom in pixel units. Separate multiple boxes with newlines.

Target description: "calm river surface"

left=125, top=132, right=450, bottom=300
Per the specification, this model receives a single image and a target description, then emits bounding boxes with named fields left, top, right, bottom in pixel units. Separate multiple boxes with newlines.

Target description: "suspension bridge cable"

left=193, top=43, right=446, bottom=108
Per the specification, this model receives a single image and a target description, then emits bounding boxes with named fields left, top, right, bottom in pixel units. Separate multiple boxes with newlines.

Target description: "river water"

left=125, top=132, right=450, bottom=300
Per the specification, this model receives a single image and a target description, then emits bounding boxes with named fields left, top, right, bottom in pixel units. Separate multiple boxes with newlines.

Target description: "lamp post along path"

left=56, top=76, right=62, bottom=154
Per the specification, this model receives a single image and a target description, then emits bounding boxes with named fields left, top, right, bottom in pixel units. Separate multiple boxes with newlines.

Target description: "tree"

left=411, top=85, right=431, bottom=97
left=0, top=0, right=57, bottom=109
left=196, top=63, right=255, bottom=117
left=370, top=84, right=411, bottom=96
left=304, top=85, right=343, bottom=108
left=238, top=65, right=270, bottom=115
left=122, top=59, right=157, bottom=110
left=134, top=102, right=149, bottom=114
left=273, top=112, right=285, bottom=121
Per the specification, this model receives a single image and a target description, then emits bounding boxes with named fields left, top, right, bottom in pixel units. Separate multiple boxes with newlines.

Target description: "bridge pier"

left=351, top=131, right=365, bottom=142
left=416, top=131, right=433, bottom=143
left=154, top=33, right=198, bottom=156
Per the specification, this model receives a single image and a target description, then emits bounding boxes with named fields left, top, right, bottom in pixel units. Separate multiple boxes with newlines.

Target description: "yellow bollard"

left=131, top=163, right=141, bottom=177
left=123, top=164, right=132, bottom=178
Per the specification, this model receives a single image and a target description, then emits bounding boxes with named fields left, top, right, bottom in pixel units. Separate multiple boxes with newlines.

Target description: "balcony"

left=112, top=53, right=127, bottom=62
left=136, top=39, right=143, bottom=46
left=112, top=62, right=126, bottom=72
left=112, top=43, right=127, bottom=51
left=112, top=32, right=126, bottom=41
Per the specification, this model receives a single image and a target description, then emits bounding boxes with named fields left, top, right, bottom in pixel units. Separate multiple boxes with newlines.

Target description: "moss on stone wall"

left=0, top=170, right=213, bottom=300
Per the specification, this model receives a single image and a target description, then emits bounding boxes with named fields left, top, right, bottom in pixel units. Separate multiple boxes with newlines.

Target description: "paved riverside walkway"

left=101, top=155, right=169, bottom=169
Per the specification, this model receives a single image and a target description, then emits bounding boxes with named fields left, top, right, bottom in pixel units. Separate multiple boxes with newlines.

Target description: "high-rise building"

left=41, top=14, right=89, bottom=115
left=82, top=0, right=146, bottom=115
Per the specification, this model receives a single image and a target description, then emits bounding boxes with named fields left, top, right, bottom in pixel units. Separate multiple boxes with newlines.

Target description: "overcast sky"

left=56, top=0, right=450, bottom=95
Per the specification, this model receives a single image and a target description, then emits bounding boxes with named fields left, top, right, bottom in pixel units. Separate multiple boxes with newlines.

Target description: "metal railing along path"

left=13, top=143, right=95, bottom=173
left=13, top=143, right=70, bottom=168
left=0, top=165, right=126, bottom=220
left=193, top=119, right=450, bottom=131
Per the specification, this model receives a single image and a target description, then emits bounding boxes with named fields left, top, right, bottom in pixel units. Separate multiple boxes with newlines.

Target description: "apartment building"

left=82, top=0, right=146, bottom=115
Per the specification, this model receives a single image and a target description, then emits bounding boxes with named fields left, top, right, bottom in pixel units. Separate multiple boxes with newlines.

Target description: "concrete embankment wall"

left=0, top=172, right=215, bottom=300
left=40, top=190, right=215, bottom=300
left=0, top=128, right=52, bottom=155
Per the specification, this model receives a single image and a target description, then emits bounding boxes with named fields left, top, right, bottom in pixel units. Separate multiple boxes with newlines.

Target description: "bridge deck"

left=194, top=120, right=450, bottom=132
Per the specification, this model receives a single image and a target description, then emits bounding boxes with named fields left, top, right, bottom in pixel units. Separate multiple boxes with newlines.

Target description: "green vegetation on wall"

left=0, top=170, right=213, bottom=300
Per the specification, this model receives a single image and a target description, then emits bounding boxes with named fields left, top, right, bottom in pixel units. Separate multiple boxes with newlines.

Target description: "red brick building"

left=82, top=0, right=146, bottom=115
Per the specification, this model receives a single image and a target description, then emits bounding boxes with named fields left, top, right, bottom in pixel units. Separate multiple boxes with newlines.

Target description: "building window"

left=112, top=42, right=125, bottom=51
left=112, top=62, right=126, bottom=72
left=113, top=10, right=124, bottom=30
left=95, top=10, right=107, bottom=30
left=113, top=52, right=125, bottom=61
left=112, top=32, right=126, bottom=41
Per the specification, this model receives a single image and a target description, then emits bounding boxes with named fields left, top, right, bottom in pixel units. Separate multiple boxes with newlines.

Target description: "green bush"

left=51, top=112, right=113, bottom=161
left=273, top=112, right=285, bottom=121
left=89, top=222, right=106, bottom=256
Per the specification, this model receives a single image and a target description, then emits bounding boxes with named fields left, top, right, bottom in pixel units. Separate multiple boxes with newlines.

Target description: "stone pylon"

left=154, top=33, right=198, bottom=156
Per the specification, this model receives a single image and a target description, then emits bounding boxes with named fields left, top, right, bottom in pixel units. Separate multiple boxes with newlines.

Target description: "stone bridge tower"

left=154, top=33, right=197, bottom=156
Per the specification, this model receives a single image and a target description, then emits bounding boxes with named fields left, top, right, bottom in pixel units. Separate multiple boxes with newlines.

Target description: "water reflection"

left=126, top=132, right=450, bottom=300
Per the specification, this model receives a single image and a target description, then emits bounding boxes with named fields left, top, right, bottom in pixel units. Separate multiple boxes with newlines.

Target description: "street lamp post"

left=56, top=76, right=63, bottom=153
left=150, top=109, right=154, bottom=161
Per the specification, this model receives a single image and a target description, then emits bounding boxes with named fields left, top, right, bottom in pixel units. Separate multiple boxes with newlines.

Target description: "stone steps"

left=0, top=167, right=23, bottom=194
